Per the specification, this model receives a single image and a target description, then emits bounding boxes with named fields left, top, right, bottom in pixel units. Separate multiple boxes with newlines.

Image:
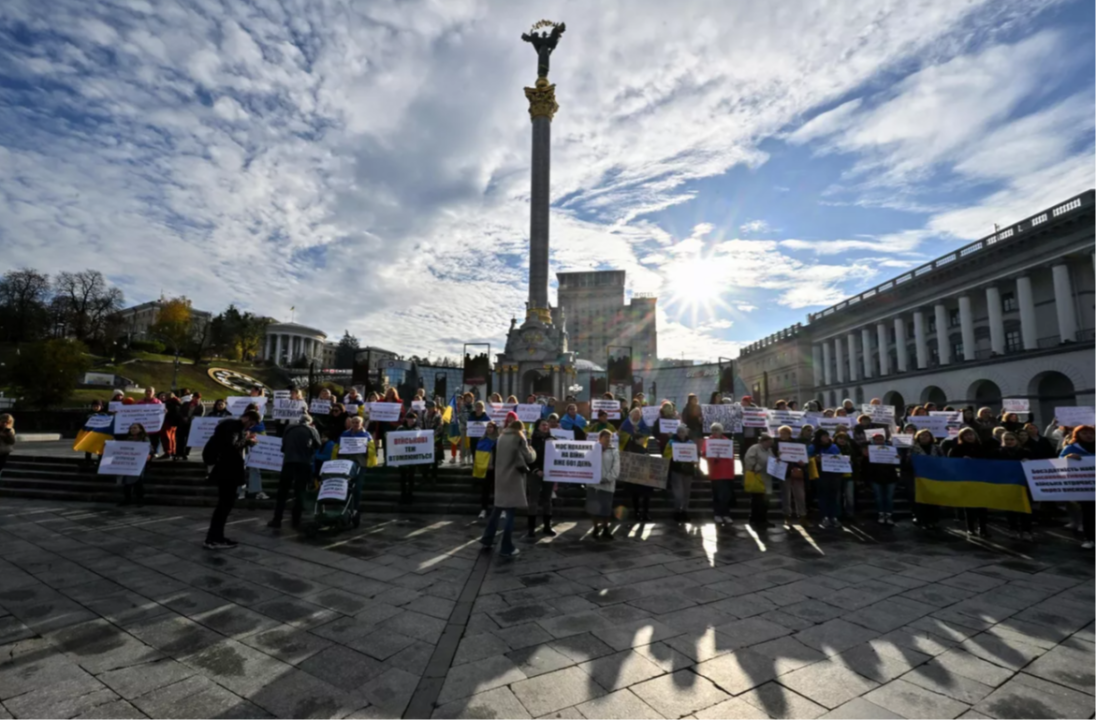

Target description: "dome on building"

left=266, top=322, right=327, bottom=339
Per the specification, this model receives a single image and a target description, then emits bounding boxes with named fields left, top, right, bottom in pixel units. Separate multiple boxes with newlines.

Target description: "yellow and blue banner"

left=912, top=456, right=1031, bottom=513
left=72, top=415, right=115, bottom=456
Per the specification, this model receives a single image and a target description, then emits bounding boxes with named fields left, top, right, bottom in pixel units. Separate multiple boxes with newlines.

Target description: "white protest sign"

left=187, top=417, right=229, bottom=449
left=84, top=415, right=114, bottom=430
left=368, top=402, right=402, bottom=423
left=412, top=400, right=427, bottom=413
left=386, top=430, right=435, bottom=466
left=641, top=406, right=662, bottom=427
left=862, top=404, right=895, bottom=420
left=98, top=441, right=149, bottom=477
left=610, top=433, right=619, bottom=449
left=659, top=419, right=681, bottom=435
left=777, top=442, right=808, bottom=464
left=273, top=390, right=291, bottom=400
left=550, top=428, right=575, bottom=441
left=671, top=443, right=698, bottom=462
left=768, top=409, right=807, bottom=429
left=227, top=396, right=264, bottom=415
left=108, top=401, right=125, bottom=413
left=320, top=459, right=356, bottom=476
left=1023, top=457, right=1095, bottom=502
left=544, top=440, right=602, bottom=484
left=863, top=428, right=888, bottom=441
left=908, top=416, right=949, bottom=436
left=1055, top=406, right=1096, bottom=427
left=766, top=457, right=787, bottom=480
left=345, top=403, right=361, bottom=416
left=487, top=403, right=517, bottom=424
left=517, top=404, right=542, bottom=423
left=930, top=411, right=963, bottom=426
left=868, top=445, right=900, bottom=465
left=891, top=433, right=914, bottom=448
left=318, top=478, right=349, bottom=502
left=1002, top=398, right=1030, bottom=415
left=246, top=435, right=284, bottom=471
left=273, top=399, right=306, bottom=421
left=114, top=404, right=166, bottom=434
left=466, top=421, right=489, bottom=438
left=309, top=400, right=331, bottom=415
left=742, top=408, right=769, bottom=428
left=820, top=417, right=851, bottom=432
left=339, top=436, right=371, bottom=455
left=821, top=454, right=852, bottom=474
left=591, top=399, right=621, bottom=420
left=704, top=438, right=734, bottom=459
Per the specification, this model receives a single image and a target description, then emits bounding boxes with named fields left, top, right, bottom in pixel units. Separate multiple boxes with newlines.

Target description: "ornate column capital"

left=524, top=77, right=559, bottom=121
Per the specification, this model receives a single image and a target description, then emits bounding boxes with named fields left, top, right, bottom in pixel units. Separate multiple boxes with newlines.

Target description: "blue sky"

left=0, top=0, right=1092, bottom=361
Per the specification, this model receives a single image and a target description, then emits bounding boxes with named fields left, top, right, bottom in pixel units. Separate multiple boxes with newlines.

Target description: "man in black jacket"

left=203, top=410, right=261, bottom=549
left=270, top=414, right=321, bottom=529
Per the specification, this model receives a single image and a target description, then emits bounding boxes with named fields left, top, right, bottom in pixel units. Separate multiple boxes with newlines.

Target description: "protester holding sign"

left=741, top=434, right=773, bottom=528
left=524, top=420, right=555, bottom=538
left=239, top=405, right=269, bottom=501
left=338, top=416, right=373, bottom=511
left=997, top=432, right=1034, bottom=540
left=909, top=430, right=942, bottom=529
left=112, top=425, right=150, bottom=506
left=177, top=392, right=204, bottom=461
left=861, top=433, right=899, bottom=525
left=773, top=426, right=807, bottom=525
left=586, top=430, right=620, bottom=539
left=480, top=420, right=536, bottom=558
left=808, top=430, right=843, bottom=529
left=947, top=428, right=992, bottom=538
left=136, top=387, right=164, bottom=456
left=702, top=423, right=735, bottom=527
left=1059, top=425, right=1095, bottom=548
left=269, top=415, right=321, bottom=530
left=664, top=425, right=698, bottom=523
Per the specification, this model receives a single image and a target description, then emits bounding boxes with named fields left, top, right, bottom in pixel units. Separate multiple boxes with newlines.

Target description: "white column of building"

left=934, top=303, right=951, bottom=365
left=1015, top=275, right=1038, bottom=350
left=894, top=317, right=908, bottom=373
left=846, top=332, right=859, bottom=382
left=913, top=310, right=928, bottom=369
left=812, top=345, right=823, bottom=386
left=1051, top=264, right=1078, bottom=342
left=275, top=334, right=283, bottom=365
left=985, top=286, right=1005, bottom=355
left=834, top=336, right=845, bottom=385
left=263, top=335, right=271, bottom=361
left=860, top=328, right=873, bottom=379
left=877, top=322, right=891, bottom=375
left=822, top=341, right=833, bottom=386
left=958, top=295, right=976, bottom=361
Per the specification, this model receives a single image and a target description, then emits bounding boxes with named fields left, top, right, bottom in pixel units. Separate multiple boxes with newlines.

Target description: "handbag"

left=744, top=470, right=766, bottom=494
left=788, top=465, right=805, bottom=482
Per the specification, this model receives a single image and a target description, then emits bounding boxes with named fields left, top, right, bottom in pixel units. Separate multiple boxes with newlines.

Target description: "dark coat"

left=205, top=419, right=252, bottom=485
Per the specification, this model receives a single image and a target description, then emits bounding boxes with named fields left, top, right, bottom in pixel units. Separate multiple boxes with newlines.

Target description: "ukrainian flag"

left=912, top=456, right=1031, bottom=513
left=73, top=416, right=115, bottom=456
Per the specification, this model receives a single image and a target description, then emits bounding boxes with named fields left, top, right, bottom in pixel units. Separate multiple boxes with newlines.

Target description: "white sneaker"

left=878, top=513, right=885, bottom=524
left=885, top=514, right=895, bottom=526
left=255, top=492, right=270, bottom=500
left=1082, top=541, right=1094, bottom=550
left=713, top=516, right=724, bottom=524
left=820, top=518, right=832, bottom=529
left=237, top=487, right=245, bottom=500
left=477, top=510, right=487, bottom=521
left=832, top=518, right=842, bottom=529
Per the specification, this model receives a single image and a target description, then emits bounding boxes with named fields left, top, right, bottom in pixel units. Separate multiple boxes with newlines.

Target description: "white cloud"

left=787, top=98, right=864, bottom=145
left=739, top=219, right=772, bottom=234
left=736, top=304, right=759, bottom=312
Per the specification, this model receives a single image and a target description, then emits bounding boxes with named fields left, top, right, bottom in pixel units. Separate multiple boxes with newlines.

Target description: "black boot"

left=524, top=515, right=537, bottom=539
left=118, top=485, right=132, bottom=506
left=542, top=515, right=557, bottom=537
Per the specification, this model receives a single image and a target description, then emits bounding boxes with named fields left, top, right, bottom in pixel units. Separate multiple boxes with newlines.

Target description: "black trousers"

left=274, top=462, right=312, bottom=526
left=206, top=479, right=239, bottom=542
left=400, top=466, right=417, bottom=503
left=480, top=468, right=494, bottom=510
left=631, top=486, right=653, bottom=517
left=1081, top=501, right=1095, bottom=542
left=750, top=493, right=768, bottom=525
left=965, top=507, right=988, bottom=533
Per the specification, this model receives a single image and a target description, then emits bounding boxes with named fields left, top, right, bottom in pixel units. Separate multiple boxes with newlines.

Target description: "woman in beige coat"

left=479, top=420, right=536, bottom=557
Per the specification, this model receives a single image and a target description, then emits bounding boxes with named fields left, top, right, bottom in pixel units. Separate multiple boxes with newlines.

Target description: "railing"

left=807, top=191, right=1094, bottom=322
left=739, top=322, right=804, bottom=356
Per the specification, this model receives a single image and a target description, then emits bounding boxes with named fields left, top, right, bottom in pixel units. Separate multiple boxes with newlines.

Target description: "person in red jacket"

left=702, top=422, right=736, bottom=527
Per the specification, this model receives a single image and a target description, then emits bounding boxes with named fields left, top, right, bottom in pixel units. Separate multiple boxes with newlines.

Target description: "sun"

left=663, top=257, right=728, bottom=319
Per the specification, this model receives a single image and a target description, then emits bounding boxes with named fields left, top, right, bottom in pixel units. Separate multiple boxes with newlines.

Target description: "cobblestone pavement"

left=0, top=499, right=1092, bottom=719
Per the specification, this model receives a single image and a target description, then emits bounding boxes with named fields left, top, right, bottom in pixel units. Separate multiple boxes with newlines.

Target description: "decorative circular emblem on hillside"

left=208, top=367, right=267, bottom=393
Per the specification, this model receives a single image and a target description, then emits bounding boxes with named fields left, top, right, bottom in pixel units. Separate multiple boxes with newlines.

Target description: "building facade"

left=116, top=298, right=211, bottom=342
left=556, top=270, right=658, bottom=367
left=782, top=191, right=1094, bottom=429
left=736, top=324, right=815, bottom=406
left=263, top=322, right=327, bottom=367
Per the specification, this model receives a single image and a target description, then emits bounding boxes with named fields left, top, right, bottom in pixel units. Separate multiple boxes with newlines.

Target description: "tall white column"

left=986, top=286, right=1004, bottom=355
left=958, top=295, right=976, bottom=361
left=861, top=327, right=873, bottom=379
left=812, top=344, right=823, bottom=386
left=846, top=332, right=859, bottom=382
left=934, top=303, right=951, bottom=365
left=913, top=310, right=928, bottom=369
left=1051, top=264, right=1078, bottom=342
left=894, top=317, right=909, bottom=373
left=822, top=341, right=833, bottom=386
left=834, top=336, right=845, bottom=384
left=1016, top=275, right=1038, bottom=350
left=877, top=322, right=891, bottom=376
left=275, top=334, right=283, bottom=365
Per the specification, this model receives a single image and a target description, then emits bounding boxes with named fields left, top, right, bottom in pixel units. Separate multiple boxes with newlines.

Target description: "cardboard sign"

left=821, top=454, right=852, bottom=474
left=108, top=401, right=125, bottom=413
left=868, top=445, right=900, bottom=465
left=619, top=452, right=669, bottom=489
left=742, top=408, right=769, bottom=428
left=246, top=434, right=284, bottom=471
left=550, top=428, right=575, bottom=440
left=272, top=399, right=307, bottom=421
left=544, top=440, right=602, bottom=484
left=671, top=443, right=698, bottom=462
left=1002, top=398, right=1030, bottom=415
left=1023, top=457, right=1095, bottom=502
left=487, top=403, right=517, bottom=424
left=1055, top=406, right=1096, bottom=427
left=641, top=406, right=662, bottom=427
left=187, top=416, right=229, bottom=449
left=702, top=403, right=743, bottom=434
left=766, top=457, right=787, bottom=481
left=227, top=396, right=265, bottom=415
left=704, top=438, right=734, bottom=459
left=318, top=478, right=348, bottom=502
left=98, top=441, right=149, bottom=477
left=386, top=430, right=435, bottom=466
left=339, top=436, right=371, bottom=455
left=891, top=433, right=914, bottom=448
left=368, top=402, right=402, bottom=423
left=114, top=404, right=166, bottom=434
left=777, top=442, right=808, bottom=464
left=84, top=415, right=114, bottom=430
left=659, top=419, right=681, bottom=435
left=517, top=404, right=543, bottom=422
left=591, top=399, right=622, bottom=420
left=320, top=460, right=356, bottom=476
left=467, top=421, right=489, bottom=438
left=309, top=400, right=332, bottom=415
left=909, top=416, right=949, bottom=436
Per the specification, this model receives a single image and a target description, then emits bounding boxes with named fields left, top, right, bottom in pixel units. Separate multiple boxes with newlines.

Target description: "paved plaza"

left=0, top=499, right=1092, bottom=719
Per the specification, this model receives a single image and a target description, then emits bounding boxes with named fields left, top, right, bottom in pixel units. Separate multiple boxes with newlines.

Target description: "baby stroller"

left=302, top=459, right=362, bottom=538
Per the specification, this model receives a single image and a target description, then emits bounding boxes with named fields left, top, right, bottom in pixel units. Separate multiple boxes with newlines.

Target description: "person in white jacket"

left=587, top=429, right=620, bottom=540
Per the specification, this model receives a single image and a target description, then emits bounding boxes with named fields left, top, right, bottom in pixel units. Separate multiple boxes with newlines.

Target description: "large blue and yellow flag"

left=72, top=415, right=115, bottom=456
left=912, top=456, right=1031, bottom=513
